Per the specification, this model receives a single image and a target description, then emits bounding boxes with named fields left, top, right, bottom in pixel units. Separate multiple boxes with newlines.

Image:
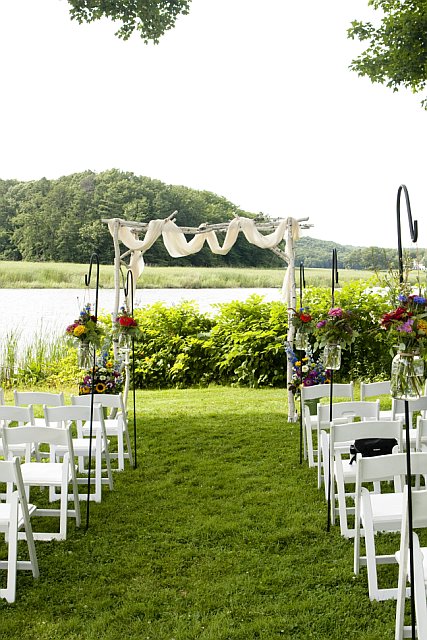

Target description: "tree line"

left=0, top=169, right=424, bottom=270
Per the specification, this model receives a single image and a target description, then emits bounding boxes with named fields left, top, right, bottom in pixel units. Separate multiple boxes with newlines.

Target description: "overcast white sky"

left=0, top=0, right=426, bottom=249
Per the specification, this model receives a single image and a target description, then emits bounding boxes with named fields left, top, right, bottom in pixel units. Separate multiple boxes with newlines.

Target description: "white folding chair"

left=327, top=419, right=402, bottom=539
left=1, top=424, right=81, bottom=541
left=71, top=393, right=133, bottom=471
left=395, top=487, right=427, bottom=640
left=360, top=380, right=393, bottom=421
left=302, top=382, right=354, bottom=468
left=393, top=396, right=427, bottom=451
left=317, top=400, right=380, bottom=489
left=14, top=391, right=65, bottom=427
left=353, top=452, right=427, bottom=601
left=0, top=388, right=4, bottom=405
left=0, top=457, right=39, bottom=603
left=44, top=404, right=113, bottom=503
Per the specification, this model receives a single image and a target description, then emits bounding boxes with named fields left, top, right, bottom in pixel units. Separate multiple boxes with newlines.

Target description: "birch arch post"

left=102, top=214, right=312, bottom=421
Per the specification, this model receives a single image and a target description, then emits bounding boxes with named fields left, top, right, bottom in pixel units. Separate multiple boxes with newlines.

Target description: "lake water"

left=0, top=287, right=283, bottom=347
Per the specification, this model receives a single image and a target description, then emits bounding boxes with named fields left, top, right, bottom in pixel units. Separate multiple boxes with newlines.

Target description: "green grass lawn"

left=0, top=387, right=399, bottom=639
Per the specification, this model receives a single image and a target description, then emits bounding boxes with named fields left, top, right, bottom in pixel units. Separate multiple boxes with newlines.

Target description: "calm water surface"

left=0, top=287, right=283, bottom=345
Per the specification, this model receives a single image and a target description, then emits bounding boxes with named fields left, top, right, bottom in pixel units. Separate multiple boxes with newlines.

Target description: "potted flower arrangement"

left=380, top=293, right=427, bottom=398
left=286, top=345, right=331, bottom=396
left=314, top=307, right=358, bottom=370
left=79, top=352, right=124, bottom=395
left=289, top=307, right=314, bottom=351
left=66, top=304, right=105, bottom=368
left=113, top=306, right=142, bottom=349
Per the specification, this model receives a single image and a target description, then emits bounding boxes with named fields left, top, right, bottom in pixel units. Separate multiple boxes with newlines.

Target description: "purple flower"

left=316, top=320, right=327, bottom=328
left=398, top=294, right=408, bottom=302
left=397, top=318, right=414, bottom=333
left=413, top=296, right=427, bottom=305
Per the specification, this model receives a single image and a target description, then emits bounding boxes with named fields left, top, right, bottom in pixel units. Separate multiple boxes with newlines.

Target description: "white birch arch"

left=103, top=213, right=312, bottom=421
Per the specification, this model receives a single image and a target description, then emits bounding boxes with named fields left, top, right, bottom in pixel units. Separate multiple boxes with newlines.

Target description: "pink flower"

left=328, top=307, right=343, bottom=317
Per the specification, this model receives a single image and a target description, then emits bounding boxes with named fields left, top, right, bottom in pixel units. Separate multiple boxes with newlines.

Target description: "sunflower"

left=79, top=385, right=91, bottom=395
left=95, top=382, right=106, bottom=393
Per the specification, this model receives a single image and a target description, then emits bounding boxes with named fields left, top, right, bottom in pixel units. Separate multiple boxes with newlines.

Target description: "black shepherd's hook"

left=84, top=253, right=100, bottom=531
left=396, top=184, right=418, bottom=640
left=327, top=249, right=339, bottom=532
left=397, top=184, right=418, bottom=284
left=124, top=269, right=137, bottom=470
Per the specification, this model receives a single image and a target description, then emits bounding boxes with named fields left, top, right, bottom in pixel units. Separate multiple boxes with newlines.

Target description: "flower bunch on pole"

left=380, top=293, right=427, bottom=356
left=65, top=303, right=105, bottom=348
left=112, top=306, right=142, bottom=341
left=314, top=307, right=358, bottom=350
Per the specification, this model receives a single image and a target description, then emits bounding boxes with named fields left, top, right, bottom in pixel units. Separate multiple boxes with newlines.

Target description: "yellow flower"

left=295, top=361, right=301, bottom=366
left=417, top=319, right=427, bottom=334
left=80, top=385, right=90, bottom=395
left=74, top=325, right=86, bottom=337
left=95, top=382, right=106, bottom=393
left=106, top=361, right=113, bottom=368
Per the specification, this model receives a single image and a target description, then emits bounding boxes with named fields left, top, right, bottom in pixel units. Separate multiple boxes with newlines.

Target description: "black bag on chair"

left=349, top=437, right=398, bottom=465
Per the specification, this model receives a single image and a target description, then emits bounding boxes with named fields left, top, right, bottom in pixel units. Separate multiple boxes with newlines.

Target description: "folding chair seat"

left=393, top=396, right=427, bottom=451
left=44, top=404, right=113, bottom=503
left=317, top=400, right=380, bottom=489
left=1, top=424, right=81, bottom=541
left=302, top=382, right=353, bottom=468
left=327, top=419, right=402, bottom=539
left=0, top=457, right=39, bottom=603
left=395, top=487, right=427, bottom=640
left=360, top=380, right=393, bottom=421
left=71, top=393, right=133, bottom=471
left=354, top=452, right=427, bottom=602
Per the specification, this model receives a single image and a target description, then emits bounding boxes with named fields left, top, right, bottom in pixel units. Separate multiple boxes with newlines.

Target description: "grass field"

left=0, top=387, right=404, bottom=639
left=0, top=260, right=376, bottom=289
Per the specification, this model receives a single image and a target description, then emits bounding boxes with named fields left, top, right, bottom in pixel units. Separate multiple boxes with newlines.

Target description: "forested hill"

left=0, top=169, right=424, bottom=269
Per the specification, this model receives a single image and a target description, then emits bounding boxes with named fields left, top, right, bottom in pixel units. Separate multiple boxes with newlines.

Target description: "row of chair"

left=302, top=382, right=427, bottom=637
left=0, top=389, right=134, bottom=602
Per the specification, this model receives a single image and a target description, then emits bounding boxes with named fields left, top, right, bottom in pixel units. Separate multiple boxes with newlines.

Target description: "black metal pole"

left=299, top=262, right=305, bottom=465
left=84, top=252, right=100, bottom=530
left=327, top=249, right=339, bottom=532
left=396, top=184, right=418, bottom=638
left=124, top=270, right=138, bottom=470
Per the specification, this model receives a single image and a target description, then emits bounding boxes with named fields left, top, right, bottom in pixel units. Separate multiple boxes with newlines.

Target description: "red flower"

left=381, top=306, right=412, bottom=328
left=299, top=313, right=312, bottom=323
left=118, top=316, right=137, bottom=327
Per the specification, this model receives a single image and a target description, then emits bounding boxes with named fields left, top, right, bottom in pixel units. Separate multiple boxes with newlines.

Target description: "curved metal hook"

left=299, top=262, right=305, bottom=309
left=123, top=269, right=135, bottom=315
left=84, top=253, right=100, bottom=319
left=397, top=185, right=418, bottom=283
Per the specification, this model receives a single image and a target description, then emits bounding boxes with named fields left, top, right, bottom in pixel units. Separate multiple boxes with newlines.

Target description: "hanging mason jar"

left=390, top=351, right=424, bottom=399
left=77, top=342, right=93, bottom=370
left=118, top=333, right=131, bottom=352
left=323, top=343, right=341, bottom=370
left=294, top=330, right=309, bottom=351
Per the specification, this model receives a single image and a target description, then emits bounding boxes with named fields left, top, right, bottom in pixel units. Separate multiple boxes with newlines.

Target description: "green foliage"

left=67, top=0, right=192, bottom=42
left=348, top=0, right=427, bottom=108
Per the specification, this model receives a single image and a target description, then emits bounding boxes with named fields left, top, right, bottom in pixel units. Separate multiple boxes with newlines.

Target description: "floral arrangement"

left=79, top=352, right=124, bottom=395
left=314, top=307, right=358, bottom=350
left=289, top=307, right=314, bottom=335
left=113, top=306, right=142, bottom=340
left=285, top=344, right=330, bottom=395
left=66, top=303, right=105, bottom=348
left=380, top=293, right=427, bottom=355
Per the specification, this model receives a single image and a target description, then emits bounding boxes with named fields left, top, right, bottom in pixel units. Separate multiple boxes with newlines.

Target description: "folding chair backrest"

left=44, top=405, right=106, bottom=443
left=392, top=396, right=427, bottom=424
left=1, top=424, right=73, bottom=461
left=14, top=391, right=64, bottom=408
left=0, top=405, right=35, bottom=427
left=331, top=419, right=402, bottom=456
left=318, top=400, right=380, bottom=425
left=302, top=382, right=353, bottom=404
left=360, top=380, right=391, bottom=401
left=71, top=393, right=125, bottom=413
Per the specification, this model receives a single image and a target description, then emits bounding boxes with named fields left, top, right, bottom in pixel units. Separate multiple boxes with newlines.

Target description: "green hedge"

left=9, top=282, right=394, bottom=389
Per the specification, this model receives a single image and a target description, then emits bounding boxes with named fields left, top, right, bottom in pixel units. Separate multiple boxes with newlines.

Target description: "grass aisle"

left=0, top=388, right=395, bottom=639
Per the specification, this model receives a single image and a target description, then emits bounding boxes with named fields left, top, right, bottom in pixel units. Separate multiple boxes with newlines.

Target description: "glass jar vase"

left=390, top=351, right=424, bottom=399
left=118, top=333, right=131, bottom=352
left=77, top=342, right=93, bottom=370
left=294, top=330, right=309, bottom=352
left=323, top=343, right=341, bottom=370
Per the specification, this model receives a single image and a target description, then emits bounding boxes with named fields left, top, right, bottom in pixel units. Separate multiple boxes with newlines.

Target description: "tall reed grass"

left=0, top=260, right=376, bottom=289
